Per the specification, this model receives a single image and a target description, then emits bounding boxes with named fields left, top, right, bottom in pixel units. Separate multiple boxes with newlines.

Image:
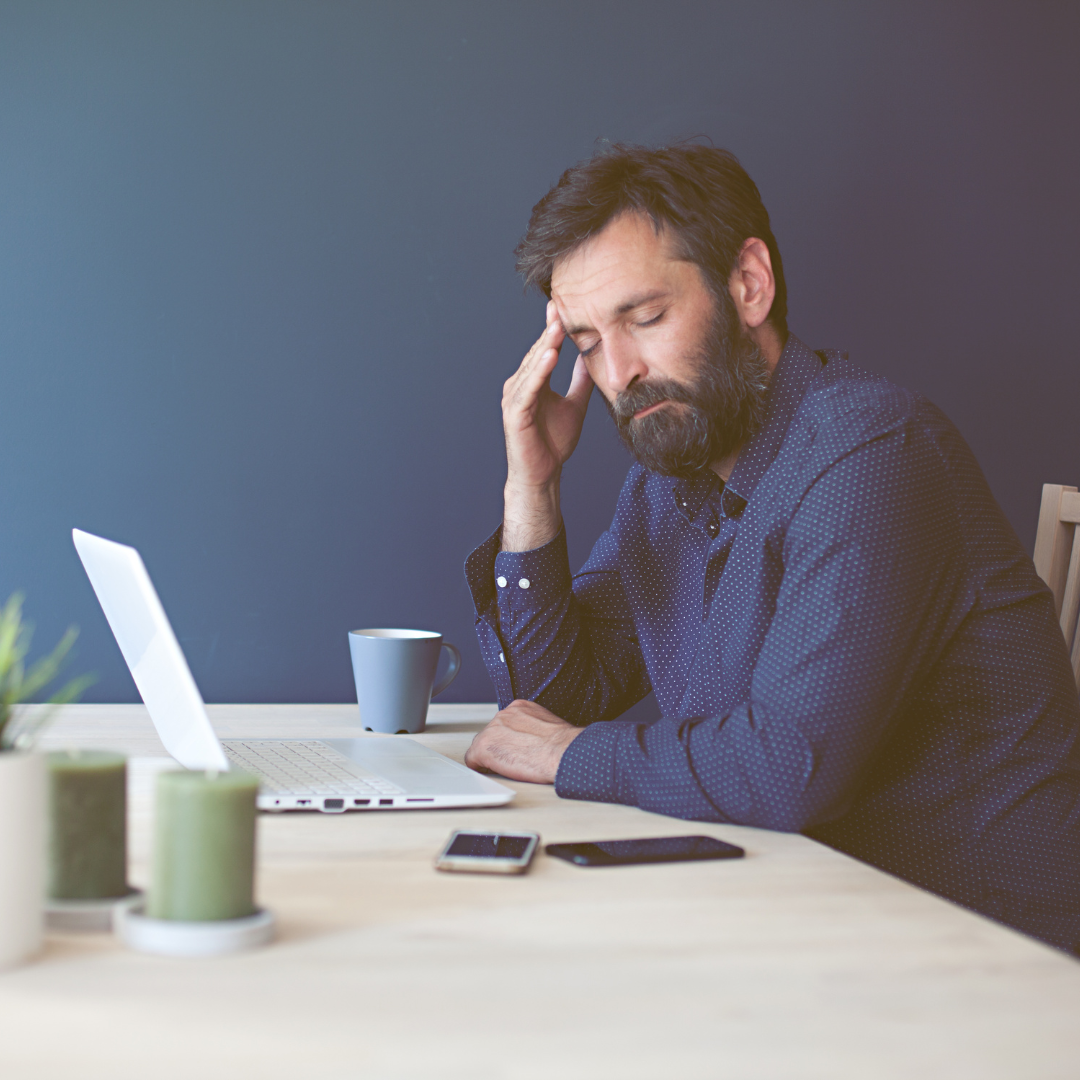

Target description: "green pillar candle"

left=46, top=750, right=128, bottom=900
left=149, top=769, right=259, bottom=922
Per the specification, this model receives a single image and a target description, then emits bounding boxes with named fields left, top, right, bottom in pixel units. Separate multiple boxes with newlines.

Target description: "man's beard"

left=604, top=293, right=770, bottom=479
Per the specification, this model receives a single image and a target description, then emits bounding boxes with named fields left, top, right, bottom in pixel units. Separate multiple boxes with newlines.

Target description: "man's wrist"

left=502, top=478, right=562, bottom=552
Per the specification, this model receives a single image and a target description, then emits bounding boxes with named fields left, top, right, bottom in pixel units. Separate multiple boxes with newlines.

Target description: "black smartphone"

left=545, top=835, right=745, bottom=866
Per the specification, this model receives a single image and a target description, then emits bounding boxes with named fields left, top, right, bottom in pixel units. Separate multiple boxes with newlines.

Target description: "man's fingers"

left=505, top=300, right=564, bottom=393
left=515, top=339, right=562, bottom=404
left=525, top=310, right=565, bottom=370
left=464, top=737, right=489, bottom=772
left=465, top=728, right=510, bottom=775
left=522, top=306, right=563, bottom=368
left=504, top=348, right=562, bottom=424
left=504, top=320, right=561, bottom=401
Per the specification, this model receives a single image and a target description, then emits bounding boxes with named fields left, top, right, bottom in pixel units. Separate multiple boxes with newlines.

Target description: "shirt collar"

left=725, top=333, right=824, bottom=505
left=671, top=333, right=825, bottom=520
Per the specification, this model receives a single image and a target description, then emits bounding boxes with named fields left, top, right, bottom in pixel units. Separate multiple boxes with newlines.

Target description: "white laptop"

left=72, top=529, right=514, bottom=813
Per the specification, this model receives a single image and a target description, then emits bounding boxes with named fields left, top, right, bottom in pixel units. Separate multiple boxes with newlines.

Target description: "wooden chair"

left=1033, top=484, right=1080, bottom=690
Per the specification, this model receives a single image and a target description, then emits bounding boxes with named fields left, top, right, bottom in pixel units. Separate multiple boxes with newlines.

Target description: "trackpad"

left=320, top=738, right=492, bottom=795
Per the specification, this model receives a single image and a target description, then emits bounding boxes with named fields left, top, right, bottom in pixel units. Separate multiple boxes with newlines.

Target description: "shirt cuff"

left=463, top=526, right=504, bottom=619
left=463, top=524, right=574, bottom=620
left=492, top=527, right=572, bottom=619
left=554, top=719, right=622, bottom=804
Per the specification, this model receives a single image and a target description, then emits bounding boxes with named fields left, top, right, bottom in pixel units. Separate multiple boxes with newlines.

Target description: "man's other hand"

left=464, top=699, right=582, bottom=784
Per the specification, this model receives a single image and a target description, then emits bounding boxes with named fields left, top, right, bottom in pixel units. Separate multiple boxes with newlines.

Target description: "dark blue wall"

left=1, top=1, right=1077, bottom=705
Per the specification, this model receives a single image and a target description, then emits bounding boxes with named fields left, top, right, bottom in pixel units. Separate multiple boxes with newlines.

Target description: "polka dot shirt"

left=464, top=334, right=1080, bottom=952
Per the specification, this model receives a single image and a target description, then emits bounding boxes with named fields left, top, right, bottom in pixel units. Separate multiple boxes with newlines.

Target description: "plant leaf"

left=17, top=626, right=78, bottom=700
left=0, top=597, right=94, bottom=749
left=0, top=593, right=30, bottom=693
left=7, top=674, right=97, bottom=749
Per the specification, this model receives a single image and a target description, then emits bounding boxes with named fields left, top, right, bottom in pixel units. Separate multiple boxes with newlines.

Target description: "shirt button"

left=707, top=523, right=719, bottom=537
left=496, top=576, right=507, bottom=588
left=518, top=578, right=530, bottom=589
left=499, top=652, right=505, bottom=663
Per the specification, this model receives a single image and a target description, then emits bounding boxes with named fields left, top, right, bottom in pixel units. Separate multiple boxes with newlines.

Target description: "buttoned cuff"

left=463, top=526, right=573, bottom=620
left=492, top=528, right=572, bottom=618
left=464, top=526, right=504, bottom=619
left=554, top=719, right=622, bottom=804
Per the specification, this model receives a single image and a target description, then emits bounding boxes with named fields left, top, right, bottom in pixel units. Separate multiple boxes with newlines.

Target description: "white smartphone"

left=434, top=830, right=541, bottom=874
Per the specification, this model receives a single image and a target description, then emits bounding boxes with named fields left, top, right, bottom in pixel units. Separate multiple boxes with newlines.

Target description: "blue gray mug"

left=348, top=629, right=461, bottom=734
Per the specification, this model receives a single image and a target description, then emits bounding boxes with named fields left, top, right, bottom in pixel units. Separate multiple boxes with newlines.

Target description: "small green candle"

left=47, top=750, right=128, bottom=900
left=149, top=769, right=259, bottom=922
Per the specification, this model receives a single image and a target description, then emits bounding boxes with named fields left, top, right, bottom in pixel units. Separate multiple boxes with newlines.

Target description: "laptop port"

left=406, top=798, right=434, bottom=802
left=323, top=798, right=344, bottom=810
left=297, top=799, right=311, bottom=805
left=353, top=799, right=370, bottom=806
left=379, top=798, right=394, bottom=806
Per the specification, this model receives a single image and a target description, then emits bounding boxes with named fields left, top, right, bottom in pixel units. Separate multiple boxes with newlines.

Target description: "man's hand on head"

left=464, top=699, right=582, bottom=784
left=500, top=301, right=593, bottom=553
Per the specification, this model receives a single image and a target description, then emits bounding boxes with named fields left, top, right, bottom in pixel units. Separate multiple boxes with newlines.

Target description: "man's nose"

left=600, top=334, right=648, bottom=395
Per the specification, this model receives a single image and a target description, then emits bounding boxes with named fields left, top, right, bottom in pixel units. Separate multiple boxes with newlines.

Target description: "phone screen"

left=445, top=833, right=534, bottom=859
left=435, top=831, right=540, bottom=874
left=545, top=835, right=744, bottom=866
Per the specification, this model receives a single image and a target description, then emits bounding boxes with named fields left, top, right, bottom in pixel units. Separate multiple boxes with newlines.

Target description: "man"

left=462, top=143, right=1080, bottom=951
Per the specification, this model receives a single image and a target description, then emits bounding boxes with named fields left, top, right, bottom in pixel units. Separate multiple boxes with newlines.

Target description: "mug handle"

left=431, top=642, right=461, bottom=698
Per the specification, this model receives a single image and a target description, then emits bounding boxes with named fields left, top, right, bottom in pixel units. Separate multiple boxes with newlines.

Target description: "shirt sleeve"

left=556, top=423, right=968, bottom=830
left=463, top=524, right=651, bottom=722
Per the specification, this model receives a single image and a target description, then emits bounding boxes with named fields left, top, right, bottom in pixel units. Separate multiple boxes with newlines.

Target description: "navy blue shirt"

left=465, top=334, right=1080, bottom=951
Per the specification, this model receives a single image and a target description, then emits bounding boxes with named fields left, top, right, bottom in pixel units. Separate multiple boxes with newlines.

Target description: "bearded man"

left=462, top=143, right=1080, bottom=952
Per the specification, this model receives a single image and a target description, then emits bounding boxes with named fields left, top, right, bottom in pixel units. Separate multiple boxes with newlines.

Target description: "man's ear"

left=728, top=238, right=776, bottom=331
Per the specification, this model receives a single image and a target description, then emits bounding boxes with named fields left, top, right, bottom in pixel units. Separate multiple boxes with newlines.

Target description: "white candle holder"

left=115, top=902, right=275, bottom=957
left=45, top=889, right=142, bottom=932
left=0, top=750, right=45, bottom=970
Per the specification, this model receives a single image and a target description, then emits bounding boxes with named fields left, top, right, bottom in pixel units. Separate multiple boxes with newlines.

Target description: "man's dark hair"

left=515, top=143, right=787, bottom=336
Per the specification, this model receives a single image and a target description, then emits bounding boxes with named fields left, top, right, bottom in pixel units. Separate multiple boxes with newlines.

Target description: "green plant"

left=0, top=593, right=95, bottom=751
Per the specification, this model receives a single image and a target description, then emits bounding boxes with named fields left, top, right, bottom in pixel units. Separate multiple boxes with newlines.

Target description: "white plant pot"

left=0, top=750, right=45, bottom=969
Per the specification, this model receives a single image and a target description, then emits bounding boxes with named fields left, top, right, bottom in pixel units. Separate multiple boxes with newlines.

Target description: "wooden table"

left=3, top=703, right=1079, bottom=1079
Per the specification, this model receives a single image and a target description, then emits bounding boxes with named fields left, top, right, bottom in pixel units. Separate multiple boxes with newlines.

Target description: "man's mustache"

left=609, top=378, right=696, bottom=423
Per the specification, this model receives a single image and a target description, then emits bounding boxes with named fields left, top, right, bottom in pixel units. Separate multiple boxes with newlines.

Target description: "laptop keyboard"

left=222, top=739, right=405, bottom=797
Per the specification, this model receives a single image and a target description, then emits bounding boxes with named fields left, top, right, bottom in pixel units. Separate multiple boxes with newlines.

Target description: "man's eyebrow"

left=563, top=290, right=671, bottom=337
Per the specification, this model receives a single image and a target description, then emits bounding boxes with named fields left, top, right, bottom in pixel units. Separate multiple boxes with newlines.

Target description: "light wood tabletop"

left=3, top=703, right=1079, bottom=1080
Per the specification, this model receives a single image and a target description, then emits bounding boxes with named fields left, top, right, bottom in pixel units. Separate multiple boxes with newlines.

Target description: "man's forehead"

left=551, top=214, right=683, bottom=311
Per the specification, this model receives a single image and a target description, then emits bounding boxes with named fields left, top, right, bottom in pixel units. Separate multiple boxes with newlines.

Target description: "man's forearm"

left=501, top=479, right=563, bottom=552
left=465, top=520, right=650, bottom=725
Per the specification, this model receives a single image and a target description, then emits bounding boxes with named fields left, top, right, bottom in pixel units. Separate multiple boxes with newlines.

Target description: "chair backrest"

left=1033, top=483, right=1080, bottom=689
